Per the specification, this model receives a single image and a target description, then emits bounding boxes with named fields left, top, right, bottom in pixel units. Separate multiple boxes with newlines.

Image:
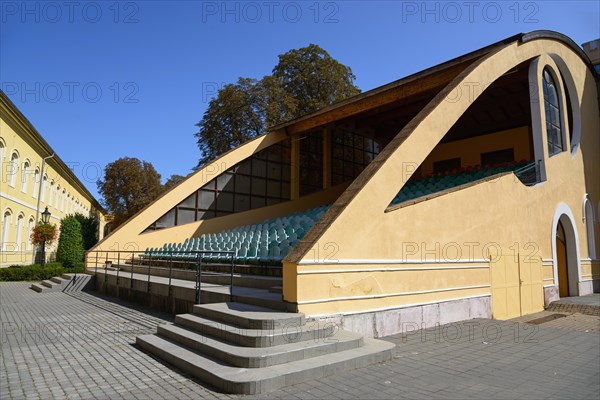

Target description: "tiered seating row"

left=390, top=160, right=533, bottom=206
left=143, top=205, right=330, bottom=265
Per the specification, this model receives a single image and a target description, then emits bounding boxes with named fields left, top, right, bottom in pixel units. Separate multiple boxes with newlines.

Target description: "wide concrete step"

left=175, top=314, right=335, bottom=348
left=156, top=323, right=362, bottom=368
left=30, top=283, right=45, bottom=293
left=41, top=280, right=56, bottom=289
left=136, top=334, right=394, bottom=394
left=50, top=276, right=68, bottom=285
left=193, top=302, right=304, bottom=329
left=268, top=286, right=282, bottom=294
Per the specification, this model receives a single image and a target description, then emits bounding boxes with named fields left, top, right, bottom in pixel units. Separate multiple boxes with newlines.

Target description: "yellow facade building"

left=0, top=91, right=106, bottom=267
left=92, top=31, right=599, bottom=334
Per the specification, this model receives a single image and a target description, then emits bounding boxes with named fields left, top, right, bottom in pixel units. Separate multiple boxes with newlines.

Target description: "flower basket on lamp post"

left=30, top=207, right=57, bottom=269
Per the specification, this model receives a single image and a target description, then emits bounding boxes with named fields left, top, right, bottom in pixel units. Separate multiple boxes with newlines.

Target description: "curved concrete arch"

left=289, top=36, right=593, bottom=265
left=550, top=53, right=582, bottom=156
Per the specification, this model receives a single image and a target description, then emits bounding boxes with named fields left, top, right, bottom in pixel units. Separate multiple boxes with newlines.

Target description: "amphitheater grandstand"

left=90, top=31, right=599, bottom=334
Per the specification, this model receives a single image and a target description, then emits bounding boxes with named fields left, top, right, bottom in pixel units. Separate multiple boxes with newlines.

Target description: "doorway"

left=556, top=221, right=569, bottom=297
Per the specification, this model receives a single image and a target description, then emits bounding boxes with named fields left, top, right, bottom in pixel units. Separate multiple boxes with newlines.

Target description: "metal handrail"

left=84, top=249, right=236, bottom=303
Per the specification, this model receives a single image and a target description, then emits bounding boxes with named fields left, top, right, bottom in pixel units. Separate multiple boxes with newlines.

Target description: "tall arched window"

left=2, top=210, right=12, bottom=252
left=32, top=168, right=40, bottom=198
left=15, top=214, right=24, bottom=250
left=61, top=189, right=66, bottom=212
left=584, top=198, right=597, bottom=259
left=55, top=185, right=61, bottom=210
left=27, top=217, right=35, bottom=251
left=49, top=181, right=55, bottom=207
left=21, top=160, right=30, bottom=193
left=9, top=152, right=19, bottom=187
left=543, top=68, right=564, bottom=156
left=0, top=139, right=5, bottom=182
left=40, top=175, right=47, bottom=203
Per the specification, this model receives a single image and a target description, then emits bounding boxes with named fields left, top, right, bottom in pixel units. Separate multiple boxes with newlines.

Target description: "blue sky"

left=1, top=1, right=599, bottom=202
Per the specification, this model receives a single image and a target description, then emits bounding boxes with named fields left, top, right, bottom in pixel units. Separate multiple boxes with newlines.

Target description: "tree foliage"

left=56, top=216, right=84, bottom=268
left=195, top=44, right=360, bottom=167
left=73, top=213, right=99, bottom=250
left=97, top=157, right=163, bottom=228
left=272, top=44, right=360, bottom=116
left=164, top=174, right=187, bottom=191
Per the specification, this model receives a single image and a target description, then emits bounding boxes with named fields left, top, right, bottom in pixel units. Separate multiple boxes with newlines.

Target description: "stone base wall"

left=308, top=296, right=492, bottom=338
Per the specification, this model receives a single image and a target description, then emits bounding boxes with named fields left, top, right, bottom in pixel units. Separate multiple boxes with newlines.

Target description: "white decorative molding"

left=297, top=284, right=490, bottom=305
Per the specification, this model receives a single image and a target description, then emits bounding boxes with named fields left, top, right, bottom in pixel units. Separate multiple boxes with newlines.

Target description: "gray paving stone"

left=2, top=281, right=599, bottom=399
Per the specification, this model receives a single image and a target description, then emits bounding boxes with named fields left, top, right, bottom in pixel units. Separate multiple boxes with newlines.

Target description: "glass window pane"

left=237, top=159, right=251, bottom=175
left=251, top=196, right=265, bottom=209
left=177, top=208, right=196, bottom=225
left=156, top=209, right=175, bottom=229
left=251, top=177, right=266, bottom=196
left=253, top=159, right=267, bottom=177
left=281, top=182, right=291, bottom=198
left=267, top=163, right=281, bottom=180
left=199, top=190, right=215, bottom=210
left=267, top=181, right=281, bottom=198
left=234, top=194, right=250, bottom=212
left=217, top=173, right=234, bottom=191
left=179, top=193, right=196, bottom=208
left=216, top=192, right=234, bottom=212
left=235, top=175, right=251, bottom=194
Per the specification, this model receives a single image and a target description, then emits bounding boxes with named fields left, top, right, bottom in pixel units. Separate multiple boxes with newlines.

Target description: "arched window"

left=584, top=198, right=596, bottom=259
left=9, top=151, right=19, bottom=187
left=40, top=175, right=48, bottom=203
left=0, top=138, right=5, bottom=181
left=2, top=210, right=12, bottom=252
left=27, top=217, right=35, bottom=251
left=15, top=214, right=24, bottom=250
left=55, top=185, right=61, bottom=210
left=32, top=168, right=40, bottom=198
left=61, top=189, right=66, bottom=212
left=21, top=160, right=31, bottom=193
left=49, top=181, right=55, bottom=207
left=543, top=68, right=564, bottom=156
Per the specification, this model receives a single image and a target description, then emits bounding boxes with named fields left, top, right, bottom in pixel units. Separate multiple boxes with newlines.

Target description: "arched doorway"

left=553, top=211, right=580, bottom=298
left=556, top=221, right=569, bottom=297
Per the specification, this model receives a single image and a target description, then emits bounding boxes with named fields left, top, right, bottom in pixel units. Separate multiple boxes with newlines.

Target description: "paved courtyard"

left=1, top=282, right=599, bottom=399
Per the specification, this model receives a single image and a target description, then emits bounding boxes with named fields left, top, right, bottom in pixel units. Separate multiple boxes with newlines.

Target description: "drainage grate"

left=526, top=313, right=567, bottom=325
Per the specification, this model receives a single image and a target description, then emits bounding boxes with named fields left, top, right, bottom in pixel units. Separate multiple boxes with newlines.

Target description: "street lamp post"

left=40, top=207, right=51, bottom=269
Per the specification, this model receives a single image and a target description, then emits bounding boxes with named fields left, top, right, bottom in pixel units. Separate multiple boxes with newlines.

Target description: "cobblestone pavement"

left=1, top=282, right=599, bottom=399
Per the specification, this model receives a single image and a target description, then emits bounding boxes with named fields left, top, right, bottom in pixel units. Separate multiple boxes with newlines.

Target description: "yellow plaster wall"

left=1, top=114, right=106, bottom=266
left=289, top=38, right=600, bottom=315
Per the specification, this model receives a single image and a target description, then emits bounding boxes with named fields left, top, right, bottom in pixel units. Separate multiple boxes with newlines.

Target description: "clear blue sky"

left=1, top=1, right=599, bottom=202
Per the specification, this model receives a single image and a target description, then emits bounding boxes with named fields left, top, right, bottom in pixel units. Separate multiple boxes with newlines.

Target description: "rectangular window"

left=481, top=148, right=515, bottom=166
left=433, top=158, right=461, bottom=174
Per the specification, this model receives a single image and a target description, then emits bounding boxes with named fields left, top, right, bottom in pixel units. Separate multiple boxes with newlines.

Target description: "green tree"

left=164, top=174, right=187, bottom=191
left=56, top=216, right=84, bottom=268
left=97, top=157, right=163, bottom=229
left=73, top=213, right=99, bottom=250
left=272, top=44, right=361, bottom=116
left=195, top=44, right=360, bottom=167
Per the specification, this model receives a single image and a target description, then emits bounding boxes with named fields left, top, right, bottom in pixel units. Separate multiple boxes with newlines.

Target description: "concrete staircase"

left=137, top=302, right=394, bottom=394
left=30, top=273, right=94, bottom=293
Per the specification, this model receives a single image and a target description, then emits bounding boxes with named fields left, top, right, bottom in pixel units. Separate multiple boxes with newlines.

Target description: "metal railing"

left=514, top=160, right=541, bottom=186
left=84, top=250, right=236, bottom=303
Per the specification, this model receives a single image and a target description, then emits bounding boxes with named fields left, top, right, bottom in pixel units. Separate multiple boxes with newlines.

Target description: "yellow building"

left=92, top=31, right=599, bottom=334
left=1, top=91, right=107, bottom=267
